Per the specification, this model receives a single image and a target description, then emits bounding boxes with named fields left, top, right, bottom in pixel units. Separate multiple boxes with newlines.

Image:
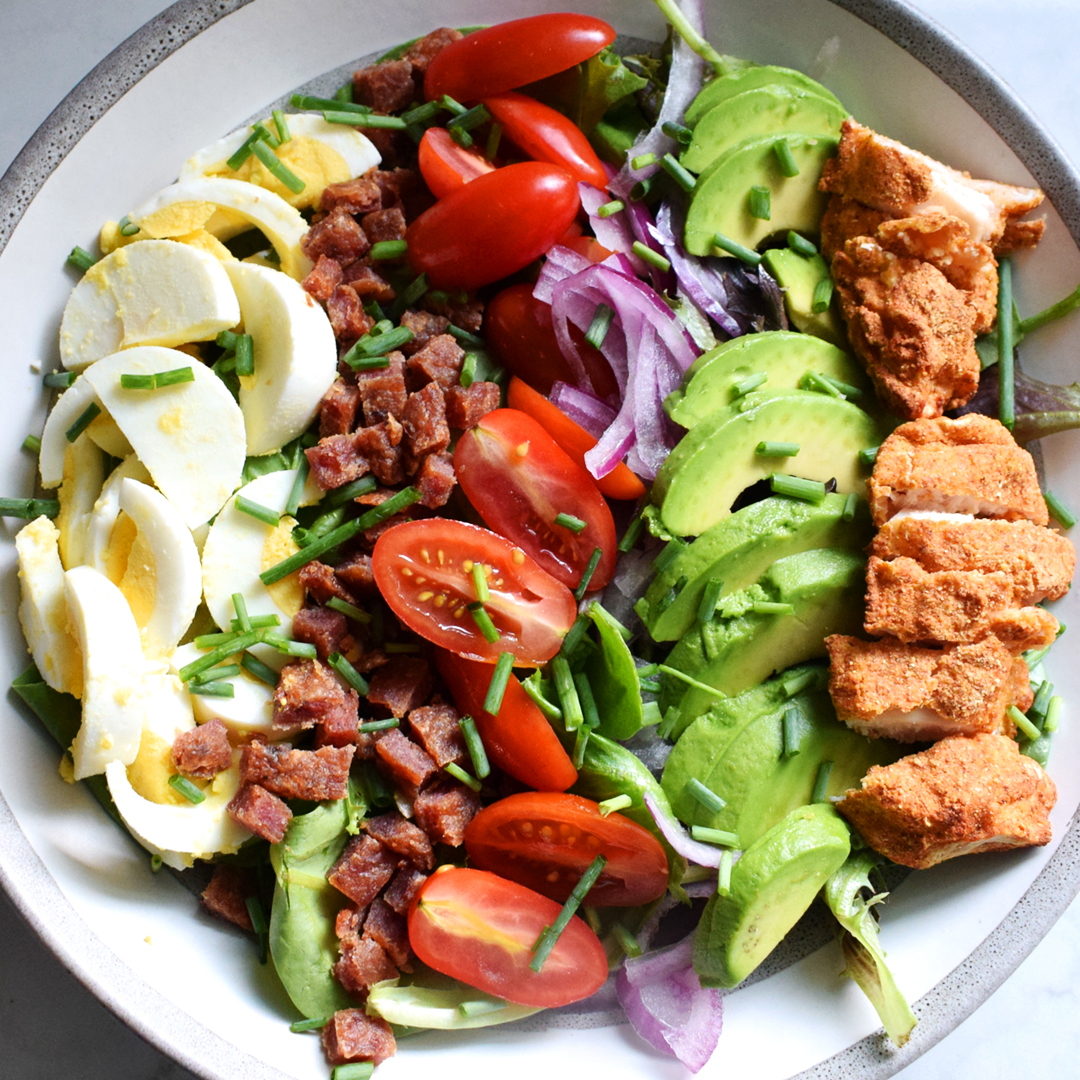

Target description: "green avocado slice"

left=681, top=85, right=848, bottom=174
left=654, top=389, right=884, bottom=538
left=685, top=65, right=844, bottom=127
left=664, top=331, right=868, bottom=431
left=761, top=248, right=848, bottom=346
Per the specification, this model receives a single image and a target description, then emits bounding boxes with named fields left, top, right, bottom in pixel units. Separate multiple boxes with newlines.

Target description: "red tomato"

left=453, top=408, right=616, bottom=593
left=506, top=377, right=646, bottom=501
left=484, top=283, right=619, bottom=400
left=408, top=867, right=608, bottom=1008
left=560, top=235, right=616, bottom=262
left=371, top=519, right=576, bottom=664
left=424, top=14, right=616, bottom=103
left=483, top=92, right=608, bottom=189
left=465, top=792, right=670, bottom=907
left=435, top=648, right=577, bottom=792
left=417, top=127, right=497, bottom=199
left=406, top=163, right=580, bottom=291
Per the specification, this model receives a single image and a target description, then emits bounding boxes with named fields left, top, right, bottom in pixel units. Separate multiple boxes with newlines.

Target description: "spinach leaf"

left=583, top=602, right=643, bottom=740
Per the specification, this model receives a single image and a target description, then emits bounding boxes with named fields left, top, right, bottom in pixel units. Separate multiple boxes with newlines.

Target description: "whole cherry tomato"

left=417, top=127, right=497, bottom=199
left=482, top=91, right=608, bottom=189
left=424, top=14, right=616, bottom=103
left=406, top=162, right=580, bottom=290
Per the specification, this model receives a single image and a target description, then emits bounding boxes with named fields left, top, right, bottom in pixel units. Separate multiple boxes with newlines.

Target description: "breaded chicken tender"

left=864, top=556, right=1059, bottom=652
left=826, top=634, right=1032, bottom=742
left=867, top=415, right=1048, bottom=527
left=872, top=514, right=1075, bottom=603
left=836, top=733, right=1056, bottom=869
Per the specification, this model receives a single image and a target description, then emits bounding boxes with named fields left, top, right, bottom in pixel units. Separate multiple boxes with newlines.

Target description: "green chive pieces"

left=731, top=371, right=768, bottom=398
left=447, top=324, right=485, bottom=347
left=653, top=537, right=687, bottom=573
left=233, top=334, right=254, bottom=378
left=189, top=680, right=236, bottom=698
left=21, top=434, right=41, bottom=454
left=661, top=121, right=693, bottom=145
left=120, top=366, right=195, bottom=390
left=370, top=239, right=408, bottom=261
left=613, top=921, right=643, bottom=958
left=444, top=761, right=482, bottom=792
left=272, top=109, right=291, bottom=143
left=485, top=121, right=503, bottom=160
left=1008, top=705, right=1042, bottom=742
left=656, top=664, right=725, bottom=699
left=690, top=825, right=740, bottom=847
left=118, top=215, right=141, bottom=237
left=43, top=371, right=76, bottom=389
left=529, top=854, right=607, bottom=972
left=631, top=241, right=672, bottom=273
left=332, top=1063, right=375, bottom=1080
left=574, top=670, right=600, bottom=730
left=697, top=577, right=724, bottom=624
left=326, top=596, right=371, bottom=623
left=752, top=601, right=794, bottom=615
left=471, top=562, right=489, bottom=603
left=842, top=493, right=859, bottom=522
left=756, top=440, right=799, bottom=458
left=459, top=353, right=478, bottom=388
left=811, top=759, right=834, bottom=803
left=585, top=303, right=614, bottom=350
left=459, top=715, right=490, bottom=779
left=1044, top=696, right=1063, bottom=733
left=782, top=703, right=803, bottom=758
left=712, top=232, right=761, bottom=265
left=250, top=139, right=306, bottom=193
left=1044, top=490, right=1076, bottom=529
left=65, top=402, right=101, bottom=443
left=858, top=445, right=880, bottom=469
left=168, top=774, right=206, bottom=804
left=119, top=373, right=155, bottom=390
left=67, top=246, right=98, bottom=272
left=468, top=602, right=501, bottom=644
left=554, top=512, right=587, bottom=535
left=232, top=592, right=252, bottom=633
left=598, top=794, right=632, bottom=817
left=774, top=137, right=800, bottom=177
left=618, top=514, right=645, bottom=553
left=800, top=370, right=843, bottom=398
left=289, top=1017, right=327, bottom=1034
left=788, top=231, right=817, bottom=257
left=574, top=547, right=603, bottom=601
left=551, top=656, right=584, bottom=730
left=685, top=777, right=726, bottom=814
left=241, top=652, right=279, bottom=687
left=998, top=257, right=1015, bottom=429
left=235, top=495, right=281, bottom=527
left=0, top=497, right=60, bottom=520
left=483, top=652, right=515, bottom=715
left=285, top=459, right=309, bottom=518
left=359, top=718, right=399, bottom=733
left=660, top=152, right=696, bottom=193
left=630, top=152, right=657, bottom=170
left=748, top=185, right=771, bottom=220
left=718, top=848, right=734, bottom=895
left=328, top=652, right=370, bottom=696
left=811, top=277, right=834, bottom=313
left=770, top=473, right=827, bottom=504
left=596, top=199, right=625, bottom=219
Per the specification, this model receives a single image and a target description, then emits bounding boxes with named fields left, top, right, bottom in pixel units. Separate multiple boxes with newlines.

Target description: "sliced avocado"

left=653, top=388, right=885, bottom=538
left=659, top=548, right=866, bottom=736
left=693, top=803, right=851, bottom=988
left=636, top=492, right=870, bottom=642
left=685, top=133, right=839, bottom=255
left=662, top=688, right=902, bottom=848
left=762, top=248, right=847, bottom=346
left=685, top=65, right=844, bottom=127
left=664, top=331, right=868, bottom=431
left=682, top=85, right=848, bottom=174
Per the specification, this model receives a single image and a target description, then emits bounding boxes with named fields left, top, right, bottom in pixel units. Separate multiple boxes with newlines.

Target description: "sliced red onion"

left=579, top=182, right=647, bottom=276
left=643, top=789, right=722, bottom=868
left=549, top=381, right=616, bottom=438
left=616, top=933, right=724, bottom=1073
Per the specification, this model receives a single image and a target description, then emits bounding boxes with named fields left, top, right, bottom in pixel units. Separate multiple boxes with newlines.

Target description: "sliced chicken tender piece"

left=872, top=516, right=1075, bottom=603
left=835, top=733, right=1056, bottom=870
left=867, top=415, right=1048, bottom=527
left=831, top=237, right=979, bottom=419
left=826, top=634, right=1032, bottom=742
left=864, top=555, right=1059, bottom=652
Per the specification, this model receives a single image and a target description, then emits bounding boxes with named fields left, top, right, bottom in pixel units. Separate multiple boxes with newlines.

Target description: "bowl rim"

left=1, top=2, right=1079, bottom=1078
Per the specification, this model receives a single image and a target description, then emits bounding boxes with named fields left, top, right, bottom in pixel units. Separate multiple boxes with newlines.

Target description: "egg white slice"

left=16, top=517, right=84, bottom=697
left=171, top=641, right=280, bottom=737
left=85, top=455, right=153, bottom=576
left=117, top=478, right=203, bottom=659
left=224, top=261, right=338, bottom=455
left=39, top=376, right=104, bottom=489
left=82, top=346, right=246, bottom=529
left=54, top=437, right=105, bottom=570
left=59, top=240, right=241, bottom=372
left=127, top=176, right=312, bottom=280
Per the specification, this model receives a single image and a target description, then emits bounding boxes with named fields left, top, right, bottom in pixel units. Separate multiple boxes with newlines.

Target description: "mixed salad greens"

left=6, top=0, right=1080, bottom=1076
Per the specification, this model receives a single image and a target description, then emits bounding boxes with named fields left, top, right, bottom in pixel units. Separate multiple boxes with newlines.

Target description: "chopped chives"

left=574, top=670, right=600, bottom=730
left=718, top=848, right=734, bottom=895
left=0, top=497, right=60, bottom=520
left=326, top=596, right=371, bottom=624
left=552, top=656, right=584, bottom=730
left=285, top=458, right=309, bottom=518
left=359, top=718, right=400, bottom=733
left=574, top=547, right=603, bottom=601
left=194, top=630, right=241, bottom=649
left=617, top=514, right=645, bottom=553
left=449, top=103, right=491, bottom=134
left=252, top=121, right=281, bottom=149
left=324, top=110, right=406, bottom=130
left=459, top=353, right=478, bottom=387
left=272, top=109, right=290, bottom=143
left=630, top=152, right=657, bottom=170
left=485, top=121, right=503, bottom=160
left=811, top=759, right=834, bottom=803
left=712, top=232, right=761, bottom=265
left=529, top=854, right=607, bottom=972
left=289, top=1017, right=327, bottom=1034
left=598, top=794, right=632, bottom=816
left=857, top=445, right=879, bottom=470
left=801, top=370, right=843, bottom=398
left=787, top=231, right=817, bottom=257
left=217, top=329, right=240, bottom=350
left=156, top=367, right=196, bottom=387
left=235, top=495, right=280, bottom=527
left=574, top=729, right=594, bottom=771
left=998, top=258, right=1015, bottom=430
left=653, top=537, right=687, bottom=574
left=811, top=277, right=834, bottom=313
left=65, top=402, right=100, bottom=443
left=440, top=94, right=467, bottom=116
left=654, top=575, right=686, bottom=616
left=748, top=185, right=771, bottom=220
left=691, top=825, right=740, bottom=847
left=67, top=246, right=97, bottom=272
left=231, top=614, right=280, bottom=631
left=685, top=777, right=726, bottom=814
left=1030, top=679, right=1053, bottom=720
left=660, top=152, right=696, bottom=192
left=150, top=854, right=163, bottom=872
left=332, top=1064, right=374, bottom=1080
left=612, top=921, right=643, bottom=958
left=231, top=592, right=252, bottom=633
left=1044, top=696, right=1063, bottom=733
left=661, top=120, right=693, bottom=145
left=44, top=370, right=76, bottom=389
left=180, top=629, right=263, bottom=681
left=698, top=577, right=724, bottom=624
left=233, top=334, right=254, bottom=377
left=250, top=139, right=306, bottom=194
left=444, top=762, right=482, bottom=792
left=630, top=174, right=658, bottom=202
left=782, top=703, right=802, bottom=757
left=1044, top=490, right=1076, bottom=529
left=559, top=612, right=591, bottom=660
left=369, top=239, right=408, bottom=261
left=401, top=100, right=442, bottom=126
left=328, top=652, right=370, bottom=696
left=118, top=215, right=141, bottom=237
left=554, top=512, right=587, bottom=535
left=459, top=715, right=490, bottom=779
left=770, top=473, right=827, bottom=504
left=596, top=199, right=625, bottom=218
left=641, top=700, right=662, bottom=725
left=483, top=652, right=515, bottom=715
left=631, top=241, right=671, bottom=273
left=471, top=562, right=489, bottom=602
left=261, top=633, right=318, bottom=659
left=323, top=475, right=377, bottom=508
left=585, top=304, right=614, bottom=350
left=782, top=668, right=819, bottom=697
left=732, top=371, right=768, bottom=397
left=774, top=137, right=800, bottom=176
left=261, top=486, right=421, bottom=584
left=842, top=493, right=858, bottom=521
left=756, top=440, right=799, bottom=458
left=333, top=83, right=352, bottom=102
left=447, top=323, right=485, bottom=347
left=468, top=602, right=501, bottom=644
left=189, top=680, right=236, bottom=698
left=241, top=652, right=279, bottom=687
left=22, top=434, right=41, bottom=454
left=396, top=273, right=429, bottom=313
left=289, top=94, right=366, bottom=114
left=817, top=374, right=862, bottom=399
left=245, top=894, right=269, bottom=963
left=752, top=601, right=794, bottom=615
left=1009, top=705, right=1041, bottom=742
left=168, top=774, right=206, bottom=804
left=657, top=664, right=724, bottom=698
left=459, top=999, right=506, bottom=1018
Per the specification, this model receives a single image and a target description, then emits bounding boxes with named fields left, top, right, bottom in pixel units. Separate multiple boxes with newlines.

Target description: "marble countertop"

left=1, top=2, right=1078, bottom=1077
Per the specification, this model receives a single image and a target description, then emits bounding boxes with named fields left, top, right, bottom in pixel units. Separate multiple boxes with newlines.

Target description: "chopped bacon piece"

left=343, top=260, right=396, bottom=303
left=302, top=208, right=371, bottom=265
left=319, top=379, right=361, bottom=437
left=227, top=783, right=292, bottom=843
left=356, top=353, right=408, bottom=425
left=401, top=382, right=450, bottom=458
left=408, top=702, right=466, bottom=769
left=375, top=729, right=438, bottom=791
left=298, top=560, right=356, bottom=605
left=172, top=718, right=232, bottom=780
left=336, top=903, right=367, bottom=942
left=306, top=433, right=370, bottom=490
left=413, top=779, right=481, bottom=847
left=320, top=174, right=383, bottom=216
left=335, top=552, right=376, bottom=595
left=401, top=27, right=464, bottom=76
left=201, top=865, right=257, bottom=931
left=415, top=451, right=456, bottom=509
left=328, top=834, right=399, bottom=907
left=399, top=310, right=450, bottom=355
left=361, top=207, right=407, bottom=244
left=291, top=606, right=349, bottom=661
left=363, top=897, right=411, bottom=969
left=364, top=811, right=435, bottom=871
left=322, top=1009, right=396, bottom=1067
left=334, top=934, right=398, bottom=997
left=445, top=381, right=501, bottom=429
left=352, top=59, right=416, bottom=114
left=302, top=254, right=344, bottom=302
left=407, top=333, right=465, bottom=389
left=382, top=864, right=428, bottom=915
left=273, top=658, right=358, bottom=729
left=327, top=284, right=374, bottom=346
left=424, top=292, right=485, bottom=333
left=353, top=420, right=406, bottom=486
left=239, top=741, right=354, bottom=801
left=367, top=656, right=433, bottom=717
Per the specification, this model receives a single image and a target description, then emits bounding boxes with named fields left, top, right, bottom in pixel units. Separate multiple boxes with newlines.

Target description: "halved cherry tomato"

left=424, top=14, right=616, bottom=103
left=560, top=235, right=615, bottom=262
left=453, top=408, right=616, bottom=592
left=408, top=867, right=608, bottom=1008
left=484, top=283, right=619, bottom=400
left=435, top=648, right=577, bottom=792
left=482, top=91, right=608, bottom=189
left=417, top=127, right=497, bottom=199
left=406, top=162, right=579, bottom=290
left=507, top=377, right=647, bottom=501
left=465, top=792, right=669, bottom=907
left=371, top=518, right=575, bottom=664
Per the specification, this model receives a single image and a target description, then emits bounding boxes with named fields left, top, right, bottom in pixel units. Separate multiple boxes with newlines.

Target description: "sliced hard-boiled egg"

left=82, top=346, right=246, bottom=529
left=171, top=641, right=279, bottom=737
left=85, top=410, right=134, bottom=459
left=55, top=437, right=105, bottom=569
left=224, top=261, right=338, bottom=455
left=85, top=455, right=153, bottom=576
left=59, top=239, right=241, bottom=372
left=39, top=376, right=103, bottom=489
left=16, top=516, right=83, bottom=697
left=123, top=176, right=312, bottom=280
left=179, top=114, right=380, bottom=210
left=114, top=478, right=202, bottom=659
left=125, top=665, right=197, bottom=807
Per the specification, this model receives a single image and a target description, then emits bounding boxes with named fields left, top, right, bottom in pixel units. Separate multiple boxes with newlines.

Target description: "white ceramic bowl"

left=2, top=2, right=1079, bottom=1078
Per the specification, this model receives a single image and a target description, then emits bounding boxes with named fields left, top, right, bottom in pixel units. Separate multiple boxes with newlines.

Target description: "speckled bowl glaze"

left=1, top=2, right=1078, bottom=1079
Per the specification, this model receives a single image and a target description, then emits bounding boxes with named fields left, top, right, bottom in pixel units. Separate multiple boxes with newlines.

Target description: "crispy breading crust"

left=864, top=555, right=1059, bottom=651
left=867, top=415, right=1049, bottom=527
left=872, top=517, right=1075, bottom=603
left=821, top=194, right=893, bottom=261
left=826, top=634, right=1032, bottom=741
left=836, top=733, right=1056, bottom=869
